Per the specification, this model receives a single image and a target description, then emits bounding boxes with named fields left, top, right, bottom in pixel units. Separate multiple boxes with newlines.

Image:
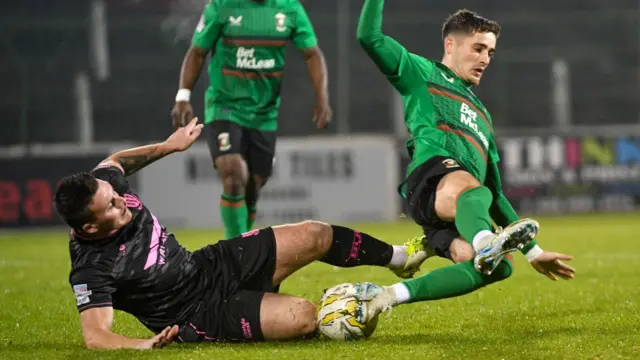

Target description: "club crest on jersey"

left=275, top=13, right=287, bottom=32
left=229, top=16, right=242, bottom=26
left=442, top=159, right=460, bottom=168
left=218, top=132, right=231, bottom=151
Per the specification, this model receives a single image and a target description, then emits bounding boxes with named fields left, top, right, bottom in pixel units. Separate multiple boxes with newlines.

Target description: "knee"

left=294, top=299, right=318, bottom=336
left=217, top=157, right=248, bottom=193
left=298, top=220, right=332, bottom=252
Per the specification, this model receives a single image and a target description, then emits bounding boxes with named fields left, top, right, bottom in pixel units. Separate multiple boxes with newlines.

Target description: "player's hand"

left=529, top=252, right=576, bottom=281
left=313, top=98, right=332, bottom=129
left=165, top=117, right=204, bottom=152
left=135, top=325, right=179, bottom=349
left=171, top=101, right=194, bottom=129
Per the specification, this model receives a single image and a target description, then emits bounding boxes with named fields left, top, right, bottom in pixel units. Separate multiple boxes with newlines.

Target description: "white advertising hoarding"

left=137, top=135, right=400, bottom=228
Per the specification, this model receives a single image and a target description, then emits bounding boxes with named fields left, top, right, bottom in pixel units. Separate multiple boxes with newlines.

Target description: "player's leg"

left=258, top=292, right=317, bottom=340
left=244, top=129, right=276, bottom=231
left=270, top=221, right=413, bottom=286
left=406, top=156, right=537, bottom=274
left=206, top=223, right=419, bottom=342
left=364, top=210, right=516, bottom=321
left=422, top=226, right=479, bottom=263
left=423, top=221, right=514, bottom=264
left=181, top=290, right=316, bottom=342
left=211, top=222, right=414, bottom=294
left=244, top=175, right=265, bottom=230
left=363, top=257, right=515, bottom=321
left=205, top=120, right=249, bottom=238
left=224, top=291, right=317, bottom=341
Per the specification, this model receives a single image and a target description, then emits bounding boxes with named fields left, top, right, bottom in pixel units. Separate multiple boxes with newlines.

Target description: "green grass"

left=1, top=213, right=639, bottom=359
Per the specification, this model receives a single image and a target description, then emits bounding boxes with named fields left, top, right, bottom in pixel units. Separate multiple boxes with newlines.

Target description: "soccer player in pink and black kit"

left=55, top=118, right=428, bottom=349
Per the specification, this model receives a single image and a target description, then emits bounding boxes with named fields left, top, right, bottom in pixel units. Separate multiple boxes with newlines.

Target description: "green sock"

left=455, top=186, right=494, bottom=244
left=220, top=193, right=248, bottom=239
left=247, top=204, right=257, bottom=230
left=402, top=259, right=513, bottom=303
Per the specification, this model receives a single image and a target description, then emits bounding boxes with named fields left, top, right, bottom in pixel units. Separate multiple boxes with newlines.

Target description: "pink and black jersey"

left=68, top=166, right=210, bottom=333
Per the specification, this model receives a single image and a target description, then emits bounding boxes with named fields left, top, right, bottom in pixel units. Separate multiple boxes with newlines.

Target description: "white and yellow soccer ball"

left=316, top=283, right=380, bottom=341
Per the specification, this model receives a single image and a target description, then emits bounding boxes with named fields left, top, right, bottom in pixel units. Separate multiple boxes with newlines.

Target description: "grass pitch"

left=1, top=213, right=638, bottom=359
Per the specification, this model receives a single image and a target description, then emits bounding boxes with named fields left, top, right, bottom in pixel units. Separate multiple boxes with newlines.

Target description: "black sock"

left=321, top=225, right=393, bottom=268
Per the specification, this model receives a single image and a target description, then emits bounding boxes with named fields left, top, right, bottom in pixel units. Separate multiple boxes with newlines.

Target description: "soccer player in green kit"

left=171, top=0, right=331, bottom=239
left=355, top=1, right=576, bottom=317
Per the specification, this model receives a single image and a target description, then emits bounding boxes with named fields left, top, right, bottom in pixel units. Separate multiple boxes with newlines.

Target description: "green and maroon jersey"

left=192, top=0, right=318, bottom=131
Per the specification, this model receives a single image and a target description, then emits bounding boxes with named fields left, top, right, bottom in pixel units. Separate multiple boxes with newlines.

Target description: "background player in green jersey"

left=355, top=0, right=576, bottom=315
left=171, top=0, right=331, bottom=239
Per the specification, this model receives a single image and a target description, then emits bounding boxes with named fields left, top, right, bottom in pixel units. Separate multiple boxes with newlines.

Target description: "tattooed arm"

left=98, top=118, right=204, bottom=177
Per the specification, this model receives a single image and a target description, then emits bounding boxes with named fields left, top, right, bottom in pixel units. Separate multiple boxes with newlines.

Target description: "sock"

left=321, top=225, right=394, bottom=267
left=455, top=186, right=494, bottom=245
left=388, top=246, right=408, bottom=268
left=220, top=193, right=248, bottom=239
left=401, top=259, right=513, bottom=303
left=391, top=283, right=411, bottom=304
left=247, top=203, right=257, bottom=230
left=472, top=230, right=494, bottom=250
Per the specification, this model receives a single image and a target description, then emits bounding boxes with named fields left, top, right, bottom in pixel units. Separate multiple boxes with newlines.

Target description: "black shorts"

left=206, top=120, right=276, bottom=178
left=179, top=228, right=278, bottom=343
left=404, top=155, right=467, bottom=260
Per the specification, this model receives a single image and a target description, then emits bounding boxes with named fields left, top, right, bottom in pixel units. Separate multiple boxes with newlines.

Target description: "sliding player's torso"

left=404, top=60, right=495, bottom=182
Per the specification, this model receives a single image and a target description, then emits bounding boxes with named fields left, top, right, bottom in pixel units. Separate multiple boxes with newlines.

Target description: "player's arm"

left=80, top=307, right=178, bottom=350
left=172, top=1, right=223, bottom=128
left=98, top=118, right=204, bottom=177
left=292, top=2, right=332, bottom=128
left=356, top=0, right=429, bottom=94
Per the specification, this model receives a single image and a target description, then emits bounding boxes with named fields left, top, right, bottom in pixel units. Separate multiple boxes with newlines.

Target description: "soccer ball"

left=315, top=283, right=380, bottom=341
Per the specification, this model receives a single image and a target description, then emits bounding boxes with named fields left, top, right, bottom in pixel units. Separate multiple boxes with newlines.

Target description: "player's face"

left=450, top=32, right=497, bottom=85
left=83, top=180, right=132, bottom=234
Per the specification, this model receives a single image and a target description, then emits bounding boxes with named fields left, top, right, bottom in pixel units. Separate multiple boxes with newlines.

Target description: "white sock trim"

left=525, top=245, right=544, bottom=262
left=391, top=283, right=411, bottom=304
left=388, top=245, right=408, bottom=268
left=472, top=230, right=494, bottom=250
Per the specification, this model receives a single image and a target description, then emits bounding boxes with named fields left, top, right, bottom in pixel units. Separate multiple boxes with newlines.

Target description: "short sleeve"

left=69, top=266, right=116, bottom=313
left=91, top=165, right=131, bottom=196
left=192, top=0, right=223, bottom=51
left=291, top=1, right=318, bottom=50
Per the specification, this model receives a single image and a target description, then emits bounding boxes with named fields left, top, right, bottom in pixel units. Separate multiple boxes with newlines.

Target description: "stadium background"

left=1, top=2, right=639, bottom=359
left=1, top=0, right=639, bottom=229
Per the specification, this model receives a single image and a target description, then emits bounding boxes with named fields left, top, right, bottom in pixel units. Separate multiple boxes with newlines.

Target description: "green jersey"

left=357, top=0, right=540, bottom=244
left=395, top=59, right=498, bottom=184
left=355, top=0, right=497, bottom=187
left=192, top=0, right=318, bottom=131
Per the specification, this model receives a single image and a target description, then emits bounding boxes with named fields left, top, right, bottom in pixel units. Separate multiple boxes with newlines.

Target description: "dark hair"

left=442, top=9, right=500, bottom=40
left=54, top=172, right=99, bottom=230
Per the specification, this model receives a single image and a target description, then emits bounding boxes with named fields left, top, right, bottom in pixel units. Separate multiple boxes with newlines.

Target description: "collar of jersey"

left=433, top=61, right=474, bottom=90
